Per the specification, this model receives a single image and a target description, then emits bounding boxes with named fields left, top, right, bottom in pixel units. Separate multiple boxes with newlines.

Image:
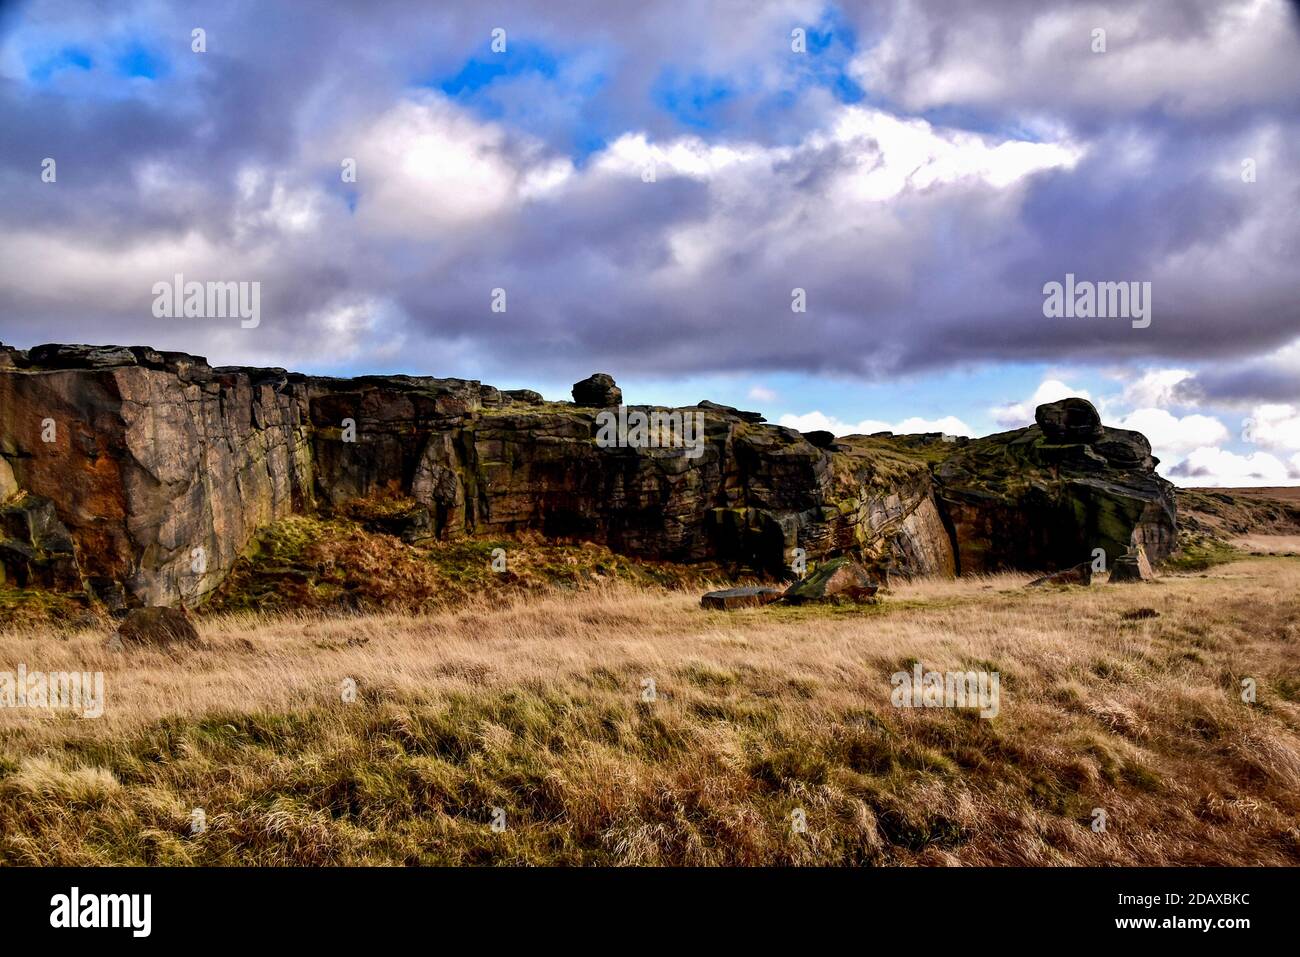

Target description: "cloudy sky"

left=1, top=0, right=1299, bottom=485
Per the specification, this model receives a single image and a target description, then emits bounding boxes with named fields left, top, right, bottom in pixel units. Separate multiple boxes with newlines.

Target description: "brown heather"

left=1, top=555, right=1298, bottom=866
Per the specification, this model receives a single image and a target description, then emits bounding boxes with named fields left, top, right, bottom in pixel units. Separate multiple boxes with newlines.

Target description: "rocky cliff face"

left=934, top=398, right=1177, bottom=574
left=0, top=344, right=313, bottom=608
left=0, top=343, right=1176, bottom=609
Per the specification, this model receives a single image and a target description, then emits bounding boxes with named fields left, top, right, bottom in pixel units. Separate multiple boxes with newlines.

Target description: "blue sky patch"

left=114, top=43, right=167, bottom=80
left=436, top=42, right=560, bottom=98
left=651, top=70, right=734, bottom=130
left=26, top=45, right=92, bottom=84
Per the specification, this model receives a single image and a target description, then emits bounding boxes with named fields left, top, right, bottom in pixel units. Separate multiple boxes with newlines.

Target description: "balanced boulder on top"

left=572, top=373, right=622, bottom=407
left=1036, top=397, right=1105, bottom=444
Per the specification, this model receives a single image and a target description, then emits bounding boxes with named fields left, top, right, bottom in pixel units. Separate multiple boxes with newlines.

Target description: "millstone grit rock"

left=935, top=397, right=1175, bottom=574
left=1036, top=397, right=1105, bottom=444
left=700, top=586, right=785, bottom=610
left=1109, top=544, right=1155, bottom=583
left=571, top=373, right=622, bottom=407
left=0, top=340, right=1176, bottom=610
left=116, top=607, right=201, bottom=646
left=1027, top=561, right=1093, bottom=587
left=783, top=557, right=879, bottom=604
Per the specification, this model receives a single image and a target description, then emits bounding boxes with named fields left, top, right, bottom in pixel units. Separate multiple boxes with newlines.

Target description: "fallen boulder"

left=1109, top=544, right=1154, bottom=583
left=700, top=586, right=785, bottom=610
left=115, top=607, right=201, bottom=647
left=1027, top=562, right=1093, bottom=587
left=783, top=557, right=879, bottom=604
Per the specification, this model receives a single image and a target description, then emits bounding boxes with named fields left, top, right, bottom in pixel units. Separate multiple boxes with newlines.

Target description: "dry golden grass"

left=2, top=554, right=1299, bottom=865
left=1232, top=534, right=1300, bottom=555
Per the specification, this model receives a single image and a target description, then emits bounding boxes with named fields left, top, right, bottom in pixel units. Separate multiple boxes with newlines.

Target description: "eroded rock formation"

left=0, top=343, right=1177, bottom=609
left=934, top=398, right=1176, bottom=574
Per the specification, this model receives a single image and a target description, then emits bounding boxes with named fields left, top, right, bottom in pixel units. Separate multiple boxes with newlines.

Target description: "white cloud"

left=747, top=385, right=777, bottom=403
left=991, top=379, right=1092, bottom=429
left=1169, top=446, right=1298, bottom=487
left=894, top=416, right=974, bottom=436
left=596, top=106, right=1081, bottom=204
left=779, top=411, right=891, bottom=435
left=1245, top=403, right=1300, bottom=451
left=778, top=410, right=971, bottom=437
left=1119, top=368, right=1194, bottom=409
left=346, top=94, right=572, bottom=237
left=821, top=108, right=1082, bottom=202
left=1113, top=408, right=1229, bottom=455
left=853, top=0, right=1300, bottom=118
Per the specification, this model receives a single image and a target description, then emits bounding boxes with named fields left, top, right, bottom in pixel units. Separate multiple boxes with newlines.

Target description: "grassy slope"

left=2, top=556, right=1299, bottom=865
left=201, top=513, right=732, bottom=617
left=1170, top=487, right=1300, bottom=571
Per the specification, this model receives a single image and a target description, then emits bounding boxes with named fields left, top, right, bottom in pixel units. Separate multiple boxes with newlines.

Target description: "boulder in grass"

left=700, top=586, right=785, bottom=610
left=782, top=557, right=879, bottom=604
left=1109, top=544, right=1154, bottom=583
left=115, top=606, right=201, bottom=647
left=1027, top=561, right=1093, bottom=587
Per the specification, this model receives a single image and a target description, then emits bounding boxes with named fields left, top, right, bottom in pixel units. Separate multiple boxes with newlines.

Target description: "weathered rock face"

left=1, top=344, right=313, bottom=607
left=934, top=398, right=1176, bottom=573
left=0, top=493, right=80, bottom=590
left=0, top=344, right=1176, bottom=608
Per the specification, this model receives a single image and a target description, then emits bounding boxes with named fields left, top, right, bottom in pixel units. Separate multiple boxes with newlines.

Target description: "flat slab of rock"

left=783, top=557, right=879, bottom=604
left=700, top=586, right=784, bottom=610
left=1027, top=561, right=1093, bottom=587
left=115, top=606, right=201, bottom=646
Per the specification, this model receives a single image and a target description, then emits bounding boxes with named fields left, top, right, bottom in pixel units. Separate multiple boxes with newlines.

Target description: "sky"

left=1, top=0, right=1298, bottom=486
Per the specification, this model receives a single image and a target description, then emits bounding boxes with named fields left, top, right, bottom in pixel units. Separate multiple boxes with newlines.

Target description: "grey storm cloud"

left=0, top=0, right=1298, bottom=388
left=1177, top=359, right=1300, bottom=405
